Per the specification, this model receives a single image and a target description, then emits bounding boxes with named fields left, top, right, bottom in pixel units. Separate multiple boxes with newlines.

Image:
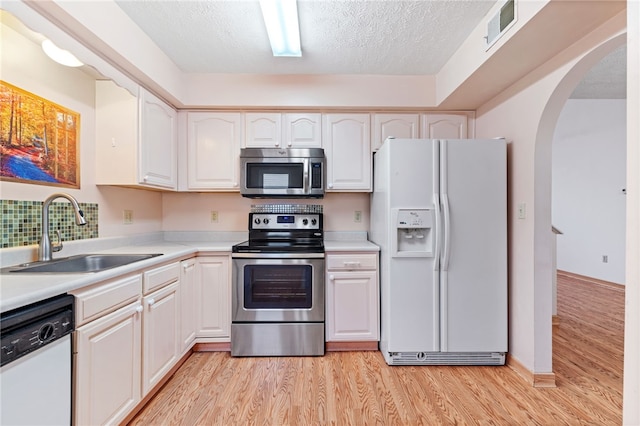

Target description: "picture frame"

left=0, top=80, right=80, bottom=188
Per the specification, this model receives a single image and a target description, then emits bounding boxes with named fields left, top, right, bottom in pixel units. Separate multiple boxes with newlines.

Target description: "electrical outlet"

left=210, top=211, right=219, bottom=223
left=602, top=255, right=609, bottom=263
left=517, top=203, right=526, bottom=219
left=354, top=211, right=362, bottom=223
left=123, top=210, right=133, bottom=225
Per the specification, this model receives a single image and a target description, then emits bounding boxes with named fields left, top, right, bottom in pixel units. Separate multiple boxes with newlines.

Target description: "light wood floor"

left=129, top=273, right=624, bottom=425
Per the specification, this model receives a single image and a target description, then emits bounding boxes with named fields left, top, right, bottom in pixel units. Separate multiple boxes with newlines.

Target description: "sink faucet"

left=39, top=193, right=87, bottom=261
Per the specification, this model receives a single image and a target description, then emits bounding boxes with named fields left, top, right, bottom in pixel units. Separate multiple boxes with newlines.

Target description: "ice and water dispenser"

left=392, top=208, right=433, bottom=257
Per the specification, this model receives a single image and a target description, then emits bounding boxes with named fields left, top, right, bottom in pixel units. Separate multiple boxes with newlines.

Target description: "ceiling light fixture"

left=41, top=39, right=83, bottom=67
left=259, top=0, right=301, bottom=57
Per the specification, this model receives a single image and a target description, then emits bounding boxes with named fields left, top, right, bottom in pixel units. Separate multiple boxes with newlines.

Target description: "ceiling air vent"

left=486, top=0, right=516, bottom=48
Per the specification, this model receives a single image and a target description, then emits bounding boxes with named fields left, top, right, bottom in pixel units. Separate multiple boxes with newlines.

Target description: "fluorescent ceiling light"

left=259, top=0, right=301, bottom=57
left=41, top=39, right=83, bottom=67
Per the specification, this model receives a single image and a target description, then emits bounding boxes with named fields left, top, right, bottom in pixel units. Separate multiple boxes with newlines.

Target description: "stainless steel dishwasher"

left=1, top=294, right=74, bottom=425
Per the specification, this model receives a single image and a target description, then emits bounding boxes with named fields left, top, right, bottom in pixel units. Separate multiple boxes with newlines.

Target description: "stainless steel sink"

left=4, top=253, right=162, bottom=274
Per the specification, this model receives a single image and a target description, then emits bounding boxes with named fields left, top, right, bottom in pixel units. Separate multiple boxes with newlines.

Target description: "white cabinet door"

left=74, top=301, right=142, bottom=426
left=196, top=256, right=231, bottom=340
left=420, top=113, right=469, bottom=139
left=186, top=112, right=242, bottom=190
left=244, top=113, right=282, bottom=147
left=323, top=113, right=371, bottom=191
left=179, top=258, right=197, bottom=354
left=284, top=113, right=322, bottom=148
left=326, top=253, right=379, bottom=342
left=139, top=88, right=177, bottom=189
left=95, top=81, right=177, bottom=190
left=142, top=281, right=180, bottom=394
left=372, top=113, right=419, bottom=151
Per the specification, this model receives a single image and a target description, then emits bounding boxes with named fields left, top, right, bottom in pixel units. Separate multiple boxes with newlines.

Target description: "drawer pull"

left=343, top=261, right=361, bottom=267
left=147, top=298, right=155, bottom=306
left=329, top=275, right=335, bottom=281
left=135, top=304, right=144, bottom=313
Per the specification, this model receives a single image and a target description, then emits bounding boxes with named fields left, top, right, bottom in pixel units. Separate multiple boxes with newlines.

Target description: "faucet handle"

left=52, top=230, right=63, bottom=253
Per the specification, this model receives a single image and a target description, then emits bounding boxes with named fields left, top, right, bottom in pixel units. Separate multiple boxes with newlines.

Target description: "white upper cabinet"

left=139, top=89, right=178, bottom=188
left=95, top=80, right=177, bottom=190
left=284, top=113, right=322, bottom=148
left=323, top=113, right=371, bottom=191
left=185, top=112, right=242, bottom=191
left=420, top=113, right=471, bottom=139
left=244, top=113, right=282, bottom=147
left=245, top=112, right=322, bottom=148
left=372, top=113, right=420, bottom=151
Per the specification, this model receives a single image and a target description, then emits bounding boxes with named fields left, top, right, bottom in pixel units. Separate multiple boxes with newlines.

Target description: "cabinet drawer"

left=326, top=254, right=377, bottom=271
left=143, top=261, right=180, bottom=294
left=71, top=274, right=142, bottom=326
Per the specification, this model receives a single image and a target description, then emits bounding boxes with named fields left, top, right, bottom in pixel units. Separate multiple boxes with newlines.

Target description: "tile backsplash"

left=1, top=200, right=99, bottom=248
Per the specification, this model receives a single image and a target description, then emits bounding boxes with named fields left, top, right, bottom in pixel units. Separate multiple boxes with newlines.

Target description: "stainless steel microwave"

left=240, top=148, right=325, bottom=198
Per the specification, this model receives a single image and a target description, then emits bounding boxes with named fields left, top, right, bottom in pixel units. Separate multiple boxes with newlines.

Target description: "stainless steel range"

left=231, top=204, right=325, bottom=356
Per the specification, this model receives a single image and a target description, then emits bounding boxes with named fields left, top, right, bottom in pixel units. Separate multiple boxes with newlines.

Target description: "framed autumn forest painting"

left=0, top=81, right=80, bottom=188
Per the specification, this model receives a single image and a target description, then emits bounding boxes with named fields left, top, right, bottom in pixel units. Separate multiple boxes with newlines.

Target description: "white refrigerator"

left=370, top=138, right=507, bottom=365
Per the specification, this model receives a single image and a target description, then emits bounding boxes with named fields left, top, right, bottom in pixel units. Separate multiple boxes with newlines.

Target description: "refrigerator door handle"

left=433, top=140, right=441, bottom=270
left=440, top=140, right=451, bottom=271
left=433, top=193, right=441, bottom=270
left=442, top=193, right=451, bottom=271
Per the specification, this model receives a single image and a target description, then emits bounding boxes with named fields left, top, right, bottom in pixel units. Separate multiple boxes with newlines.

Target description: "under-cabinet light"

left=41, top=39, right=83, bottom=67
left=259, top=0, right=301, bottom=57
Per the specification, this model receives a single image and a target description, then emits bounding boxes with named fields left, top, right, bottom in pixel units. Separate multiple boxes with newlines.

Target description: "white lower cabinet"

left=179, top=258, right=197, bottom=354
left=326, top=253, right=379, bottom=341
left=72, top=275, right=143, bottom=426
left=72, top=260, right=184, bottom=424
left=142, top=277, right=180, bottom=394
left=196, top=255, right=231, bottom=340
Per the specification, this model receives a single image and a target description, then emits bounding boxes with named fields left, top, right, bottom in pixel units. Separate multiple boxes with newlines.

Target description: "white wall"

left=475, top=11, right=626, bottom=377
left=623, top=2, right=640, bottom=423
left=162, top=192, right=370, bottom=232
left=552, top=99, right=626, bottom=284
left=0, top=18, right=163, bottom=240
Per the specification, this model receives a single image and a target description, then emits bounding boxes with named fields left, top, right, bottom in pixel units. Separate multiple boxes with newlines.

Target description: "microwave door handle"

left=304, top=158, right=310, bottom=193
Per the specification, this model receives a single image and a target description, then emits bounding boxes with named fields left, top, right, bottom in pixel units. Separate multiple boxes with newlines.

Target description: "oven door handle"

left=232, top=252, right=325, bottom=259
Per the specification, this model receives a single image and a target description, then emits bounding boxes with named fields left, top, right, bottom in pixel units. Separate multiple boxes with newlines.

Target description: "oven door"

left=232, top=255, right=325, bottom=323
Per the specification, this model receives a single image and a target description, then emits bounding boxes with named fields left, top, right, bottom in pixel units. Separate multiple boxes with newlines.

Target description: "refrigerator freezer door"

left=439, top=139, right=507, bottom=353
left=374, top=139, right=440, bottom=354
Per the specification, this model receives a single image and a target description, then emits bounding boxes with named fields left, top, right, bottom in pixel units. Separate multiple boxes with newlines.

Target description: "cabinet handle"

left=329, top=275, right=335, bottom=281
left=148, top=298, right=155, bottom=306
left=343, top=261, right=361, bottom=267
left=328, top=183, right=333, bottom=189
left=233, top=182, right=238, bottom=187
left=287, top=141, right=292, bottom=147
left=135, top=304, right=143, bottom=313
left=275, top=142, right=280, bottom=147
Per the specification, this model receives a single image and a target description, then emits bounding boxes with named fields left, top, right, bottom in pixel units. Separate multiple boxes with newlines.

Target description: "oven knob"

left=263, top=218, right=270, bottom=225
left=302, top=218, right=309, bottom=225
left=254, top=218, right=261, bottom=225
left=311, top=218, right=317, bottom=226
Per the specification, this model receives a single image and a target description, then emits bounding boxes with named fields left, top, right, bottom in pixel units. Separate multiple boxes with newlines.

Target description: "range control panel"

left=249, top=213, right=322, bottom=230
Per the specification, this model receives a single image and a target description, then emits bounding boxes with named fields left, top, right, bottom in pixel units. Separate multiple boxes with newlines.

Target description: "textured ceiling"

left=571, top=45, right=626, bottom=99
left=114, top=0, right=626, bottom=99
left=115, top=0, right=496, bottom=75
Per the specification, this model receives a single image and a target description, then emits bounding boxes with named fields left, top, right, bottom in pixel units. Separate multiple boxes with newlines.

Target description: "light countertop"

left=0, top=231, right=378, bottom=313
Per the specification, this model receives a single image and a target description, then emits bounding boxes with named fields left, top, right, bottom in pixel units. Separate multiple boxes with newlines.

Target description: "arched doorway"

left=533, top=33, right=626, bottom=375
